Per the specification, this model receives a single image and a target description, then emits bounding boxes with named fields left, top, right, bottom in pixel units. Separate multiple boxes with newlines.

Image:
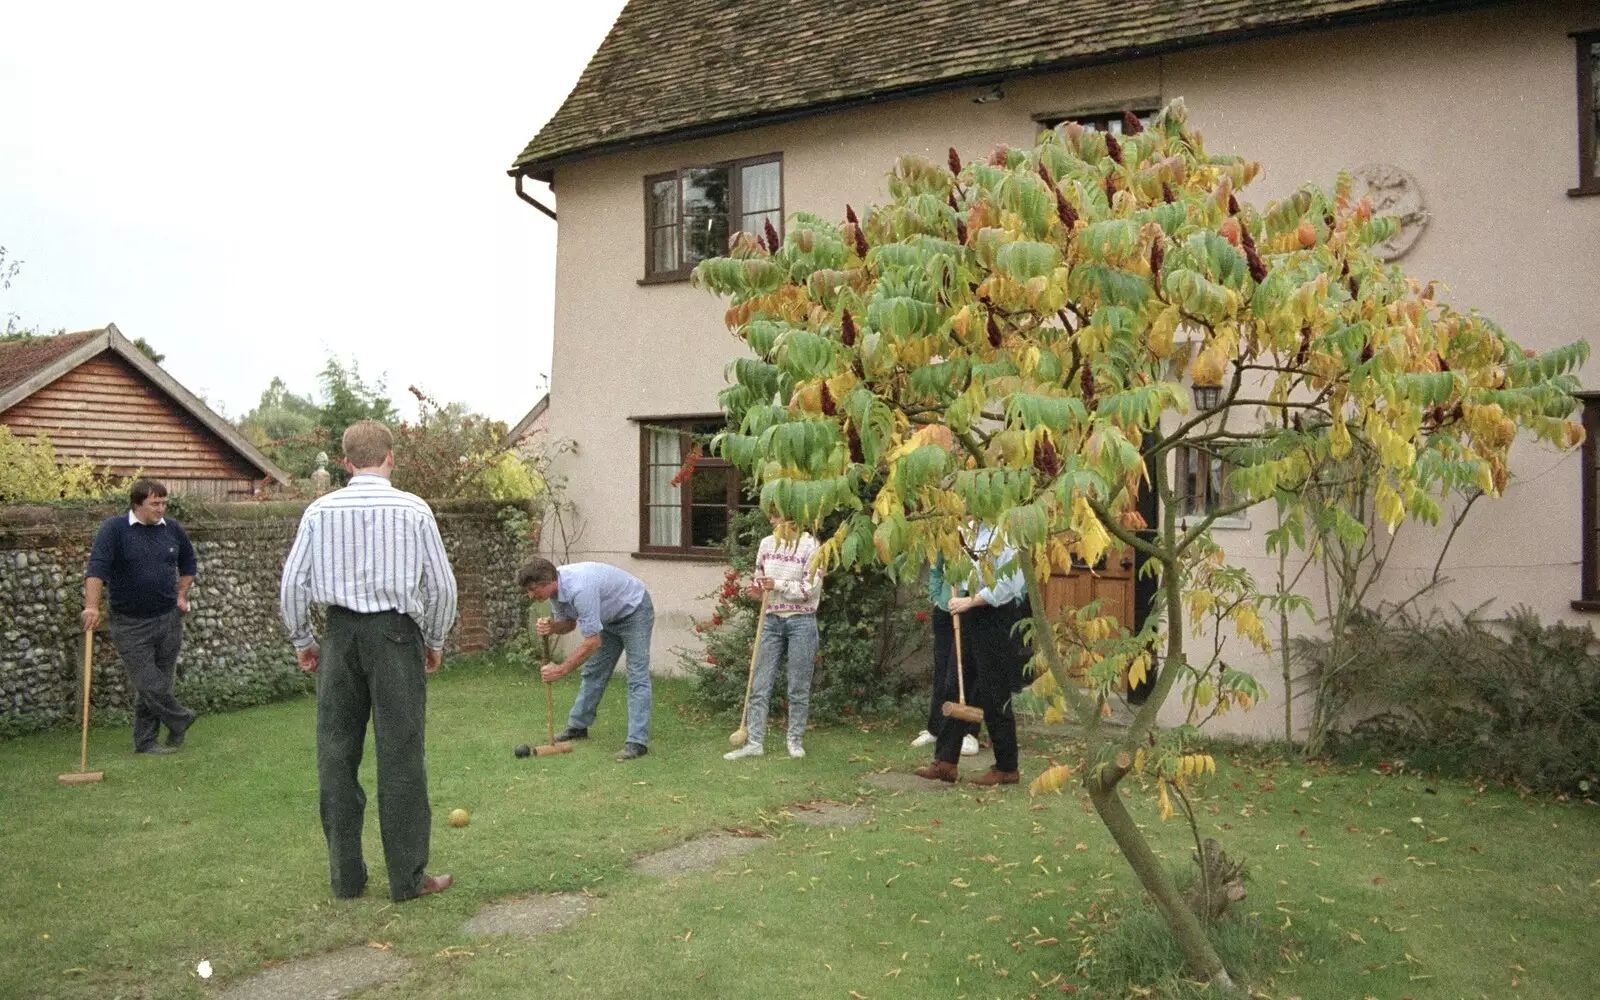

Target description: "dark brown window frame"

left=640, top=154, right=784, bottom=284
left=1573, top=30, right=1600, bottom=198
left=1032, top=101, right=1160, bottom=135
left=1173, top=442, right=1237, bottom=521
left=634, top=414, right=749, bottom=560
left=1574, top=393, right=1600, bottom=610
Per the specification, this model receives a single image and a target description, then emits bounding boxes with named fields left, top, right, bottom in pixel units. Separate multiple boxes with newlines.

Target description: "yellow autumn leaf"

left=1072, top=496, right=1111, bottom=569
left=1029, top=763, right=1074, bottom=796
left=1149, top=303, right=1181, bottom=358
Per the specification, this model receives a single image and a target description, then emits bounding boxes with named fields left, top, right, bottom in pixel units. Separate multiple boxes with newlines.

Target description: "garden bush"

left=1295, top=605, right=1600, bottom=793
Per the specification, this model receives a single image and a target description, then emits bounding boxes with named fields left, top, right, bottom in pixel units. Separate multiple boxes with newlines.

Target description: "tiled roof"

left=0, top=329, right=102, bottom=396
left=511, top=0, right=1503, bottom=179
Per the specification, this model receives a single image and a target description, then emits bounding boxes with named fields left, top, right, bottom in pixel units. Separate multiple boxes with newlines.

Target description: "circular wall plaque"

left=1351, top=163, right=1429, bottom=261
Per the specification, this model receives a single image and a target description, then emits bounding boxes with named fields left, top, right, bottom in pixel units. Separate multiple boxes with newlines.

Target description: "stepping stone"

left=632, top=831, right=768, bottom=876
left=862, top=771, right=958, bottom=793
left=785, top=802, right=868, bottom=828
left=218, top=946, right=408, bottom=1000
left=466, top=893, right=593, bottom=937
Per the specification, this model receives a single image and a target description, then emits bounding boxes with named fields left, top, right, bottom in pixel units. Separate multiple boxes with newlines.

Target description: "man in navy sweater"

left=82, top=478, right=198, bottom=755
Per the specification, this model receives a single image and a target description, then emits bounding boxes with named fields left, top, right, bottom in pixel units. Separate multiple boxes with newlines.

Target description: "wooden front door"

left=1043, top=552, right=1137, bottom=630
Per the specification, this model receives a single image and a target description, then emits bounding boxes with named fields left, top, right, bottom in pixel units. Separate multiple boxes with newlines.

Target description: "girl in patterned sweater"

left=725, top=514, right=823, bottom=760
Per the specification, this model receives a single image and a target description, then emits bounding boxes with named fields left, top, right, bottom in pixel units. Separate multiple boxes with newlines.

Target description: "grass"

left=1, top=654, right=1595, bottom=999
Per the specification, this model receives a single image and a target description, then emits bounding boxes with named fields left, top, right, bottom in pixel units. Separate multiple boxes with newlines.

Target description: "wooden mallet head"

left=58, top=771, right=104, bottom=785
left=534, top=741, right=573, bottom=756
left=941, top=701, right=985, bottom=724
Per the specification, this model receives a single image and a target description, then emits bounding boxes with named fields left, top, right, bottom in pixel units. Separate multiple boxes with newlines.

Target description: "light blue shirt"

left=931, top=524, right=1027, bottom=609
left=550, top=562, right=648, bottom=638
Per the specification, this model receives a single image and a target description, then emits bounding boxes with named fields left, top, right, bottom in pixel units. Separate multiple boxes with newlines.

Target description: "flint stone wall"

left=0, top=498, right=533, bottom=738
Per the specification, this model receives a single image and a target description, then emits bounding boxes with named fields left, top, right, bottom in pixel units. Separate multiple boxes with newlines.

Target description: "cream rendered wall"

left=542, top=1, right=1599, bottom=731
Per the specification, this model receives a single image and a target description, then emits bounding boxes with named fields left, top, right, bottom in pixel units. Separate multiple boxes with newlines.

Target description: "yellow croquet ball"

left=449, top=808, right=470, bottom=828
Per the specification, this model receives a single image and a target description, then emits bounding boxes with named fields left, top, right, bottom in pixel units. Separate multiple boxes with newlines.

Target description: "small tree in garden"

left=692, top=99, right=1586, bottom=987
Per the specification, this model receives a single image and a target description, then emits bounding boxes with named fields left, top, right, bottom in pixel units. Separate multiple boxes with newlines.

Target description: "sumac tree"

left=692, top=99, right=1586, bottom=986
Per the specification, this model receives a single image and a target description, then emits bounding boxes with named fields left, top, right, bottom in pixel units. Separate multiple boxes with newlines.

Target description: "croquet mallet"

left=941, top=611, right=984, bottom=724
left=59, top=628, right=105, bottom=785
left=729, top=589, right=773, bottom=745
left=535, top=680, right=573, bottom=756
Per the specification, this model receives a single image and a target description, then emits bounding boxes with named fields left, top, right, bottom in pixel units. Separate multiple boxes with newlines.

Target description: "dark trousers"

left=932, top=605, right=1025, bottom=772
left=108, top=609, right=194, bottom=751
left=316, top=607, right=431, bottom=901
left=926, top=608, right=956, bottom=735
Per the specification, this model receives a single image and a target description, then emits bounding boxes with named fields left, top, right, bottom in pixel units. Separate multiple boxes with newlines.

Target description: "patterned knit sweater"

left=755, top=532, right=823, bottom=616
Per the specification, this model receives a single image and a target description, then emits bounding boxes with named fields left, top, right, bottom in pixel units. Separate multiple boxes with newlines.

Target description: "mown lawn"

left=2, top=654, right=1595, bottom=999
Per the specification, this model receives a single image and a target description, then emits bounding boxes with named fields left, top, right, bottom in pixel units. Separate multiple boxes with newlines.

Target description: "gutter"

left=514, top=174, right=557, bottom=221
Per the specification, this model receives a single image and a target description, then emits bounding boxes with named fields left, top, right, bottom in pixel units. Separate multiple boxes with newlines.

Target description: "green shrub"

left=680, top=507, right=927, bottom=722
left=1295, top=606, right=1600, bottom=793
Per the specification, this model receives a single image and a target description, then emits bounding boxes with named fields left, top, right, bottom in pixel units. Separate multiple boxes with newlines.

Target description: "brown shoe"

left=969, top=768, right=1020, bottom=787
left=419, top=874, right=453, bottom=897
left=914, top=760, right=958, bottom=783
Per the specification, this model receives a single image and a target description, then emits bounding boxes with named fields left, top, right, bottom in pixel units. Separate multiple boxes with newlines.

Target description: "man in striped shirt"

left=279, top=420, right=459, bottom=902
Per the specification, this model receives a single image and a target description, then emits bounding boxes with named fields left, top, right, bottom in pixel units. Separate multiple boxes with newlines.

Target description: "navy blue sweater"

left=86, top=514, right=198, bottom=617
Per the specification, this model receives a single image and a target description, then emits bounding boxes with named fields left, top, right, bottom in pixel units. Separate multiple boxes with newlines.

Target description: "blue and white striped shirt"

left=278, top=474, right=458, bottom=650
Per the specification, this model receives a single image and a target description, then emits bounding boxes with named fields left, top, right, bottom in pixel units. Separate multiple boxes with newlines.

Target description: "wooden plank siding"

left=0, top=351, right=263, bottom=498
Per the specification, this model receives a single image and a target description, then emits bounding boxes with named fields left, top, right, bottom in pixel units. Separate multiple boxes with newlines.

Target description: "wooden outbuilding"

left=0, top=324, right=290, bottom=499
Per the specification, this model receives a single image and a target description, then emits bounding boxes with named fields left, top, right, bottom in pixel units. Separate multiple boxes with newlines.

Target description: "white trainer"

left=723, top=742, right=764, bottom=760
left=910, top=730, right=937, bottom=747
left=787, top=738, right=806, bottom=758
left=961, top=734, right=980, bottom=756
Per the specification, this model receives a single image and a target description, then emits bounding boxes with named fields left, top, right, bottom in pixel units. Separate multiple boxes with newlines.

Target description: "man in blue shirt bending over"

left=518, top=556, right=655, bottom=761
left=82, top=478, right=198, bottom=755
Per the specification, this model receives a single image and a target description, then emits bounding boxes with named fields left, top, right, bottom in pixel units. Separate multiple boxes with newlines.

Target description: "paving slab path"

left=217, top=946, right=408, bottom=1000
left=466, top=893, right=594, bottom=937
left=784, top=801, right=869, bottom=827
left=630, top=830, right=770, bottom=877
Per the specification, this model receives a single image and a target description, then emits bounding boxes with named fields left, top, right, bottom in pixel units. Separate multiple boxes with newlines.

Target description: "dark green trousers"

left=316, top=607, right=431, bottom=901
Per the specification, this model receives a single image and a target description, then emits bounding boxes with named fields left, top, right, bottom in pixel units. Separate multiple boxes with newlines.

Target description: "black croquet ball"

left=514, top=744, right=531, bottom=758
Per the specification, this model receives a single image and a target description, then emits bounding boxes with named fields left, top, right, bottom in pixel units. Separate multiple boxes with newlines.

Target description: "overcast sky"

left=0, top=1, right=628, bottom=425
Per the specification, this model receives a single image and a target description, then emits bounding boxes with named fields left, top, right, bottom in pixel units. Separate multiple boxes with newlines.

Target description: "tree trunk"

left=1086, top=772, right=1239, bottom=991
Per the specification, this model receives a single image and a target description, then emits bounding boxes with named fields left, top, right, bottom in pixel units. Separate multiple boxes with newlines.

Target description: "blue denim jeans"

left=744, top=612, right=819, bottom=747
left=567, top=593, right=654, bottom=746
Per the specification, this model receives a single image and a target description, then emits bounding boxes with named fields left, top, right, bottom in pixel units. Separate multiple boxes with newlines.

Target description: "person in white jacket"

left=725, top=513, right=823, bottom=760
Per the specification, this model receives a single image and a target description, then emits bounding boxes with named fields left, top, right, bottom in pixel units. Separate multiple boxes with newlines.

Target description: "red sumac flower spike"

left=763, top=219, right=782, bottom=254
left=947, top=191, right=959, bottom=211
left=1228, top=193, right=1240, bottom=215
left=853, top=224, right=869, bottom=259
left=1121, top=111, right=1144, bottom=135
left=1035, top=433, right=1060, bottom=478
left=845, top=204, right=859, bottom=226
left=955, top=218, right=968, bottom=245
left=1104, top=174, right=1118, bottom=205
left=1056, top=192, right=1078, bottom=229
left=1037, top=161, right=1054, bottom=188
left=820, top=380, right=837, bottom=416
left=948, top=146, right=962, bottom=174
left=1246, top=244, right=1268, bottom=284
left=1162, top=180, right=1176, bottom=204
left=1150, top=238, right=1164, bottom=277
left=1081, top=366, right=1098, bottom=410
left=847, top=423, right=865, bottom=465
left=1104, top=131, right=1123, bottom=164
left=840, top=309, right=857, bottom=347
left=987, top=312, right=1003, bottom=349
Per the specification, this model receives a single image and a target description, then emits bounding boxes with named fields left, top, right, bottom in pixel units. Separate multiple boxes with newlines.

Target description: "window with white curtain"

left=644, top=155, right=783, bottom=281
left=639, top=418, right=751, bottom=556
